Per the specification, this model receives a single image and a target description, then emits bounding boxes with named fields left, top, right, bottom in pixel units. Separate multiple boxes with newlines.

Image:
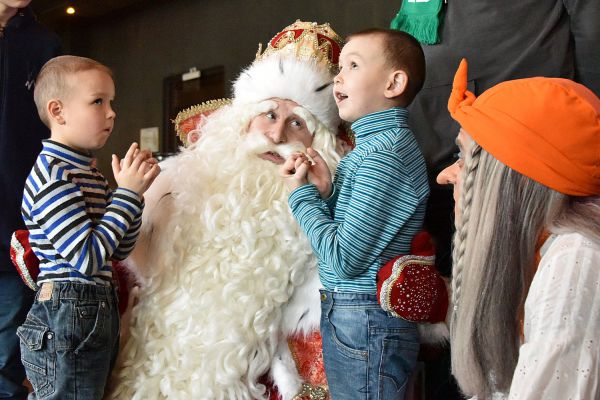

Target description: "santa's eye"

left=265, top=111, right=276, bottom=120
left=290, top=119, right=302, bottom=128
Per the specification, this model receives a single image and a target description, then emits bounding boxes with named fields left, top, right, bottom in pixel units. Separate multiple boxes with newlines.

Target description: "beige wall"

left=60, top=0, right=398, bottom=183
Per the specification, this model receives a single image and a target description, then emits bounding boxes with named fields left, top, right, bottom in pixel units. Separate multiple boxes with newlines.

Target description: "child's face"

left=0, top=0, right=32, bottom=11
left=333, top=35, right=394, bottom=123
left=55, top=69, right=115, bottom=152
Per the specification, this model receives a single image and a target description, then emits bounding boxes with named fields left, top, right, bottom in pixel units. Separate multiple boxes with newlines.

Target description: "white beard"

left=107, top=107, right=339, bottom=400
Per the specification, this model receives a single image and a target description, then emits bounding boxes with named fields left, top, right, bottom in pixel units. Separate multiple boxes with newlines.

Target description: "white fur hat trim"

left=233, top=55, right=340, bottom=131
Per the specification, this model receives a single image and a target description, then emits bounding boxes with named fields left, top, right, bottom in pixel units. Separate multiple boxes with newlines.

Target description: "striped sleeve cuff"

left=112, top=188, right=144, bottom=220
left=114, top=187, right=143, bottom=207
left=324, top=185, right=337, bottom=210
left=288, top=184, right=321, bottom=209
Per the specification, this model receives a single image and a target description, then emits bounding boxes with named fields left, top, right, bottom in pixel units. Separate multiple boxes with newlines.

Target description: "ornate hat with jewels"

left=173, top=98, right=231, bottom=147
left=233, top=20, right=343, bottom=131
left=255, top=20, right=342, bottom=74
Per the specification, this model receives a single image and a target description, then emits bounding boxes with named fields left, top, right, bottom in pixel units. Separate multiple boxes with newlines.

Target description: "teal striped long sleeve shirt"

left=289, top=107, right=429, bottom=293
left=21, top=140, right=143, bottom=286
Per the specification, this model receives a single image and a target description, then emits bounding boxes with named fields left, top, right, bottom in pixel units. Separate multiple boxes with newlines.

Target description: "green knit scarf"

left=390, top=0, right=443, bottom=45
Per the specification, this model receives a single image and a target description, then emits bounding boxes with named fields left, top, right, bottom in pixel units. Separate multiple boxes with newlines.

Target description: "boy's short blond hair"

left=34, top=55, right=113, bottom=127
left=346, top=29, right=425, bottom=106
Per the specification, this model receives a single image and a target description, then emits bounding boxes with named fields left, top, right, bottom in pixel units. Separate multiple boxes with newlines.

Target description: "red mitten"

left=10, top=230, right=40, bottom=290
left=376, top=231, right=448, bottom=323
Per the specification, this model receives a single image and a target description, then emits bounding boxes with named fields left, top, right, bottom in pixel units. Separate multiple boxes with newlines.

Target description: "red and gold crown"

left=255, top=20, right=342, bottom=75
left=234, top=21, right=342, bottom=130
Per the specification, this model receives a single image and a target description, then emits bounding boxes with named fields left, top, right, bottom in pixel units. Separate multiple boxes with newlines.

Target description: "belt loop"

left=108, top=285, right=115, bottom=307
left=51, top=283, right=60, bottom=310
left=112, top=285, right=118, bottom=303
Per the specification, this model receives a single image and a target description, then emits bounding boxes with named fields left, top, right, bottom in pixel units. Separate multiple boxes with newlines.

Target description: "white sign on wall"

left=140, top=127, right=159, bottom=152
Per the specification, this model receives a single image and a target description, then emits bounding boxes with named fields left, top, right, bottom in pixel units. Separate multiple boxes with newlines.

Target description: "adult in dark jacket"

left=410, top=1, right=600, bottom=179
left=403, top=2, right=600, bottom=398
left=0, top=2, right=61, bottom=398
left=408, top=0, right=600, bottom=308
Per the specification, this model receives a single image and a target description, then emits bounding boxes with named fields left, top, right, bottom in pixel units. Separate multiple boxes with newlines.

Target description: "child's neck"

left=49, top=135, right=92, bottom=156
left=0, top=6, right=18, bottom=28
left=356, top=105, right=402, bottom=120
left=364, top=99, right=406, bottom=116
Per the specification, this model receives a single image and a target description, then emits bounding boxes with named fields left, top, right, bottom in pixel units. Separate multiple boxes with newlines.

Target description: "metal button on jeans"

left=321, top=293, right=327, bottom=301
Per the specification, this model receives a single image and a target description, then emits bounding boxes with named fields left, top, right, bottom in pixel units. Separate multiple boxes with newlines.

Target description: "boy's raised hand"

left=280, top=152, right=310, bottom=191
left=280, top=148, right=332, bottom=198
left=305, top=148, right=332, bottom=198
left=112, top=142, right=161, bottom=197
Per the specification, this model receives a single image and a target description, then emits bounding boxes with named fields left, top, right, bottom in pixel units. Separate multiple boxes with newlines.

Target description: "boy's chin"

left=87, top=143, right=107, bottom=152
left=338, top=108, right=357, bottom=124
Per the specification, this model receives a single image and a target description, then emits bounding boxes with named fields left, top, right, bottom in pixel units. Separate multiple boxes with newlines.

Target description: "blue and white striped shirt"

left=289, top=107, right=429, bottom=293
left=21, top=140, right=143, bottom=286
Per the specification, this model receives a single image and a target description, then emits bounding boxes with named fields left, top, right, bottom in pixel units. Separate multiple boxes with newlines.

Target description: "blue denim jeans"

left=17, top=282, right=119, bottom=400
left=0, top=271, right=35, bottom=400
left=320, top=290, right=419, bottom=400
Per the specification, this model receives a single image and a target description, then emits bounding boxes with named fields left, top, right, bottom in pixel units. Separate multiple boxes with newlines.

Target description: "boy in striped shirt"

left=282, top=30, right=429, bottom=399
left=18, top=55, right=160, bottom=399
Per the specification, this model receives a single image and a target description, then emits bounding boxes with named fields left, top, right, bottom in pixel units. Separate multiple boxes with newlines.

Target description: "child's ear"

left=384, top=70, right=408, bottom=99
left=47, top=99, right=65, bottom=125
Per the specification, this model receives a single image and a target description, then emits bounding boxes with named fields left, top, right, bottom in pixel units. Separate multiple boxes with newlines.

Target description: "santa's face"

left=247, top=99, right=314, bottom=165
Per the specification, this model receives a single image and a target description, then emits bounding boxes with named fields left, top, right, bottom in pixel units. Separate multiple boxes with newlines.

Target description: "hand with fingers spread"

left=112, top=142, right=161, bottom=196
left=305, top=147, right=332, bottom=198
left=130, top=147, right=159, bottom=173
left=280, top=152, right=311, bottom=192
left=129, top=146, right=160, bottom=175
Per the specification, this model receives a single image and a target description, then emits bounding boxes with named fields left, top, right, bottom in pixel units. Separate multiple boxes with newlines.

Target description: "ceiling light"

left=66, top=7, right=76, bottom=15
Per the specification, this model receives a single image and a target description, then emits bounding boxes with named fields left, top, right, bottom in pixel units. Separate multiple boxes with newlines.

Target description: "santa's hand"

left=280, top=152, right=310, bottom=191
left=306, top=148, right=332, bottom=198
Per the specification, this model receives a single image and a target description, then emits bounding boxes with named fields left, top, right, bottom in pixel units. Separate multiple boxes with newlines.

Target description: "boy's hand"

left=280, top=152, right=310, bottom=192
left=112, top=143, right=161, bottom=196
left=126, top=146, right=159, bottom=175
left=306, top=148, right=332, bottom=198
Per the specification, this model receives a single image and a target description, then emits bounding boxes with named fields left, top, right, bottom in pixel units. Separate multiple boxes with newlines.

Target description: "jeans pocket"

left=74, top=301, right=108, bottom=352
left=17, top=323, right=56, bottom=398
left=378, top=337, right=419, bottom=397
left=327, top=307, right=368, bottom=361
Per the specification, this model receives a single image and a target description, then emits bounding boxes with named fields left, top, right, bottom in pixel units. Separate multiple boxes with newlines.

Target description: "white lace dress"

left=507, top=232, right=600, bottom=399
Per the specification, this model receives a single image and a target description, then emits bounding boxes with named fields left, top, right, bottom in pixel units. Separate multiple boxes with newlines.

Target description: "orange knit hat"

left=448, top=59, right=600, bottom=196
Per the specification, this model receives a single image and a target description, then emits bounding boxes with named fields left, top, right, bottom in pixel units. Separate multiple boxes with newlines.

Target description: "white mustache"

left=243, top=131, right=306, bottom=159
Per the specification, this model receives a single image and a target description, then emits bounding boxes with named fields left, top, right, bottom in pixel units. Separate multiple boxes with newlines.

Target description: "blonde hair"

left=451, top=136, right=600, bottom=398
left=34, top=55, right=113, bottom=126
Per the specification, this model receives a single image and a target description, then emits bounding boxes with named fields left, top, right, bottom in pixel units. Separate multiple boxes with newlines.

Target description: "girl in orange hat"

left=437, top=59, right=600, bottom=399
